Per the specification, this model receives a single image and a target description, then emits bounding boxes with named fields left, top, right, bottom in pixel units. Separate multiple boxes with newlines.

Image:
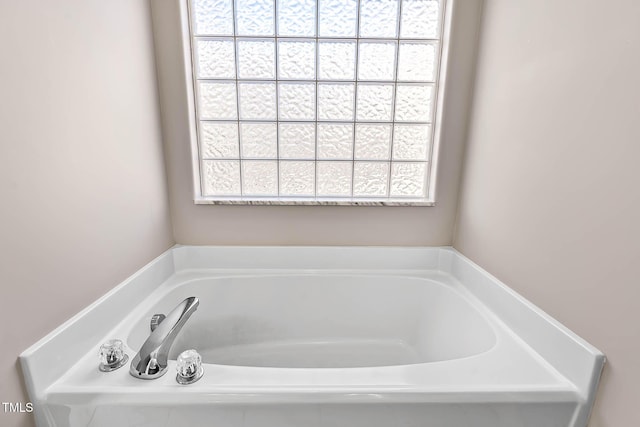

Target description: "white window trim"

left=178, top=0, right=455, bottom=206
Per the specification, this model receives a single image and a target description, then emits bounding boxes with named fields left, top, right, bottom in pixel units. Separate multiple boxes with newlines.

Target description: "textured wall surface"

left=454, top=0, right=640, bottom=425
left=0, top=1, right=174, bottom=426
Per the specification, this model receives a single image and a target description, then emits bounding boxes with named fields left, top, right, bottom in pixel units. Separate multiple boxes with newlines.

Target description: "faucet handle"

left=150, top=314, right=166, bottom=332
left=99, top=339, right=129, bottom=372
left=176, top=349, right=204, bottom=385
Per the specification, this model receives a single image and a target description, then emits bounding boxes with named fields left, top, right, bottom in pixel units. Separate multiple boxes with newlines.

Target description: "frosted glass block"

left=390, top=162, right=427, bottom=197
left=198, top=82, right=237, bottom=120
left=318, top=83, right=355, bottom=121
left=401, top=0, right=440, bottom=39
left=235, top=0, right=274, bottom=36
left=317, top=162, right=352, bottom=197
left=240, top=123, right=277, bottom=158
left=278, top=41, right=315, bottom=79
left=355, top=124, right=392, bottom=160
left=203, top=160, right=241, bottom=196
left=397, top=42, right=436, bottom=81
left=200, top=122, right=239, bottom=159
left=395, top=84, right=433, bottom=122
left=356, top=84, right=394, bottom=121
left=278, top=123, right=315, bottom=159
left=278, top=0, right=316, bottom=36
left=278, top=83, right=315, bottom=120
left=358, top=42, right=397, bottom=81
left=359, top=0, right=399, bottom=38
left=237, top=40, right=275, bottom=79
left=393, top=124, right=431, bottom=160
left=318, top=41, right=356, bottom=80
left=319, top=0, right=358, bottom=37
left=354, top=162, right=389, bottom=197
left=280, top=161, right=315, bottom=196
left=195, top=39, right=235, bottom=79
left=192, top=0, right=233, bottom=35
left=317, top=124, right=354, bottom=159
left=239, top=83, right=277, bottom=120
left=242, top=161, right=278, bottom=195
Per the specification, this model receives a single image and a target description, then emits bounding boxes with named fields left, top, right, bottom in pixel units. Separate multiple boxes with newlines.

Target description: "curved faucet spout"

left=130, top=296, right=199, bottom=379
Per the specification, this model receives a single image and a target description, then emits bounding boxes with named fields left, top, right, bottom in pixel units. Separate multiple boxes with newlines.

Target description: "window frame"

left=180, top=0, right=454, bottom=206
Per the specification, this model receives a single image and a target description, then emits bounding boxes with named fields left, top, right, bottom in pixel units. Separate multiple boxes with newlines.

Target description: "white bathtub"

left=20, top=246, right=604, bottom=427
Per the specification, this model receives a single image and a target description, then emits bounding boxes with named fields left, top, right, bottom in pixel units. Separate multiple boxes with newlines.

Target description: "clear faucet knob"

left=98, top=339, right=128, bottom=372
left=176, top=349, right=203, bottom=384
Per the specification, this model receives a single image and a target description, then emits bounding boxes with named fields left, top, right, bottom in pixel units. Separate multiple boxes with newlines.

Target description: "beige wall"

left=454, top=0, right=640, bottom=426
left=0, top=1, right=174, bottom=426
left=151, top=0, right=483, bottom=246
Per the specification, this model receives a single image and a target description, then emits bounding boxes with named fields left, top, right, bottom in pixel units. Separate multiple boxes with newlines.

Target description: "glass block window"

left=188, top=0, right=446, bottom=205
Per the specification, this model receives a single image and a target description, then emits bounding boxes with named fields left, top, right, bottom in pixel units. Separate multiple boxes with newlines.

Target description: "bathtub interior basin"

left=127, top=275, right=497, bottom=369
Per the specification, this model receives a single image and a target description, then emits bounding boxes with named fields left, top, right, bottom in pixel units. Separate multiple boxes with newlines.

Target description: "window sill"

left=194, top=197, right=436, bottom=207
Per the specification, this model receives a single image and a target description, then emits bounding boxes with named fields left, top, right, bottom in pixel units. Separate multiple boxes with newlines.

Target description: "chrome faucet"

left=130, top=296, right=199, bottom=379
